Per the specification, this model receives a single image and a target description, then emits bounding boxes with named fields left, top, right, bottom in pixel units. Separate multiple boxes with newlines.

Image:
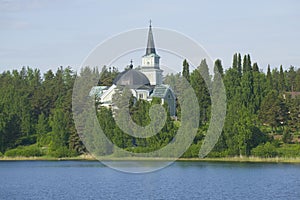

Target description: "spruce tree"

left=232, top=53, right=238, bottom=69
left=253, top=62, right=259, bottom=72
left=279, top=65, right=286, bottom=92
left=182, top=59, right=190, bottom=82
left=266, top=65, right=273, bottom=92
left=237, top=53, right=242, bottom=77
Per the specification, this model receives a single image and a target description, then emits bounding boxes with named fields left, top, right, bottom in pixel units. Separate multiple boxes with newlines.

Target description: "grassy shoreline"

left=1, top=155, right=300, bottom=163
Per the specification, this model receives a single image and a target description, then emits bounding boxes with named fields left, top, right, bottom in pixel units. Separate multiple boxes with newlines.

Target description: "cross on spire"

left=129, top=59, right=133, bottom=69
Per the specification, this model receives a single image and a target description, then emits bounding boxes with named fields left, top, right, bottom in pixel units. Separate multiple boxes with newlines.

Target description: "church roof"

left=113, top=69, right=150, bottom=89
left=89, top=86, right=108, bottom=98
left=145, top=23, right=156, bottom=56
left=151, top=84, right=173, bottom=98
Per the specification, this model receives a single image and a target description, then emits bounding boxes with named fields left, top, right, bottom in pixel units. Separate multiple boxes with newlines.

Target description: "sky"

left=0, top=0, right=299, bottom=74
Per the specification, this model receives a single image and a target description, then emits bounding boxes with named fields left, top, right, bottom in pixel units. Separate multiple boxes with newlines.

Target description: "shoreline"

left=1, top=155, right=300, bottom=164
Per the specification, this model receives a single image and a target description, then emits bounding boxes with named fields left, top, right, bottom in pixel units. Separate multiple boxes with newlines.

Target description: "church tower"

left=140, top=22, right=163, bottom=85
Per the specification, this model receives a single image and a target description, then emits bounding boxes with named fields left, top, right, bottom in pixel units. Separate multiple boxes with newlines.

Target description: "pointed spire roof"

left=145, top=20, right=156, bottom=55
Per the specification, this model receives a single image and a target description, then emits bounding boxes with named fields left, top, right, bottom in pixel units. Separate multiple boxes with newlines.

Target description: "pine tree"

left=279, top=65, right=286, bottom=92
left=286, top=66, right=297, bottom=91
left=214, top=59, right=224, bottom=77
left=232, top=53, right=238, bottom=69
left=259, top=90, right=281, bottom=132
left=266, top=65, right=273, bottom=92
left=253, top=63, right=259, bottom=72
left=182, top=59, right=190, bottom=82
left=237, top=53, right=242, bottom=77
left=190, top=59, right=211, bottom=124
left=243, top=54, right=252, bottom=74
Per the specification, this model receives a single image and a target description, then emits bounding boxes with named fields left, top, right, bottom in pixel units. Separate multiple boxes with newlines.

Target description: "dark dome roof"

left=113, top=69, right=150, bottom=88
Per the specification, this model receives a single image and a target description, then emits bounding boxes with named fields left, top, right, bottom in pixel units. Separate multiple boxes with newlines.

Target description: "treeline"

left=179, top=53, right=300, bottom=157
left=0, top=67, right=80, bottom=157
left=0, top=66, right=119, bottom=157
left=0, top=53, right=300, bottom=158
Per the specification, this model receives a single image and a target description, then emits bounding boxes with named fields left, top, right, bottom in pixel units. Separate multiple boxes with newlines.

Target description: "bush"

left=251, top=142, right=278, bottom=158
left=0, top=152, right=3, bottom=157
left=4, top=145, right=43, bottom=157
left=38, top=132, right=53, bottom=146
left=277, top=144, right=300, bottom=157
left=282, top=131, right=293, bottom=144
left=207, top=151, right=229, bottom=158
left=48, top=146, right=77, bottom=158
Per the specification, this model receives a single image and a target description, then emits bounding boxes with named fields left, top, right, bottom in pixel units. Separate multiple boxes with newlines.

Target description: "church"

left=90, top=23, right=176, bottom=116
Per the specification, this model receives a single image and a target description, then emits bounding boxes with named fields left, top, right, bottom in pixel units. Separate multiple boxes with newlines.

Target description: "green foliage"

left=277, top=144, right=300, bottom=157
left=214, top=59, right=224, bottom=76
left=182, top=59, right=190, bottom=82
left=190, top=59, right=211, bottom=124
left=259, top=90, right=287, bottom=131
left=0, top=66, right=88, bottom=156
left=282, top=131, right=293, bottom=144
left=98, top=66, right=119, bottom=86
left=36, top=113, right=50, bottom=135
left=251, top=142, right=278, bottom=158
left=1, top=55, right=300, bottom=159
left=38, top=132, right=54, bottom=147
left=48, top=146, right=77, bottom=158
left=14, top=135, right=37, bottom=146
left=4, top=145, right=43, bottom=157
left=182, top=143, right=201, bottom=158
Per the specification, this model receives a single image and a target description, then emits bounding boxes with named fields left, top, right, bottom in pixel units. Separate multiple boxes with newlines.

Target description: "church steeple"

left=145, top=20, right=156, bottom=55
left=141, top=21, right=162, bottom=86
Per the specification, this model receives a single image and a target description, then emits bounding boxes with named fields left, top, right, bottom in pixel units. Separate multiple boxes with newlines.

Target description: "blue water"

left=0, top=161, right=300, bottom=200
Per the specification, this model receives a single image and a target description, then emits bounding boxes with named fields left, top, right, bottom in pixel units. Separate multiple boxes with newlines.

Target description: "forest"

left=0, top=53, right=300, bottom=158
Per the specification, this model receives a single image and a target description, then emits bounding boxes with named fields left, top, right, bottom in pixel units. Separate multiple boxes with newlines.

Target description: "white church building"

left=90, top=24, right=176, bottom=116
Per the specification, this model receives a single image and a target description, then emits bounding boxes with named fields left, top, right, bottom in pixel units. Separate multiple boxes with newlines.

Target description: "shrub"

left=251, top=142, right=278, bottom=158
left=207, top=151, right=229, bottom=158
left=38, top=132, right=53, bottom=147
left=282, top=131, right=293, bottom=144
left=277, top=144, right=300, bottom=157
left=0, top=152, right=3, bottom=157
left=48, top=146, right=77, bottom=158
left=4, top=145, right=43, bottom=157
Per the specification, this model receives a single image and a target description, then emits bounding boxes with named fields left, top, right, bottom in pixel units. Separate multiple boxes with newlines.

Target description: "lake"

left=0, top=161, right=299, bottom=200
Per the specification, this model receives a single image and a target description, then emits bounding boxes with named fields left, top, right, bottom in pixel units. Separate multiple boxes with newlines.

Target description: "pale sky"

left=0, top=0, right=299, bottom=73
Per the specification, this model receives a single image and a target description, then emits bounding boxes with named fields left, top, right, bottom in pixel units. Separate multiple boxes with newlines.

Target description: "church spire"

left=145, top=20, right=156, bottom=55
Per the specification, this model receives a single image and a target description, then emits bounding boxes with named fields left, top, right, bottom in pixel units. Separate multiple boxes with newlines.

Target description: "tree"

left=253, top=62, right=259, bottom=72
left=214, top=59, right=224, bottom=77
left=286, top=95, right=300, bottom=133
left=50, top=108, right=69, bottom=146
left=237, top=53, right=242, bottom=78
left=190, top=59, right=211, bottom=124
left=279, top=65, right=286, bottom=92
left=242, top=54, right=252, bottom=74
left=98, top=66, right=119, bottom=86
left=259, top=90, right=286, bottom=132
left=182, top=59, right=190, bottom=82
left=286, top=66, right=297, bottom=91
left=252, top=65, right=265, bottom=113
left=266, top=65, right=273, bottom=92
left=232, top=53, right=238, bottom=70
left=240, top=66, right=254, bottom=112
